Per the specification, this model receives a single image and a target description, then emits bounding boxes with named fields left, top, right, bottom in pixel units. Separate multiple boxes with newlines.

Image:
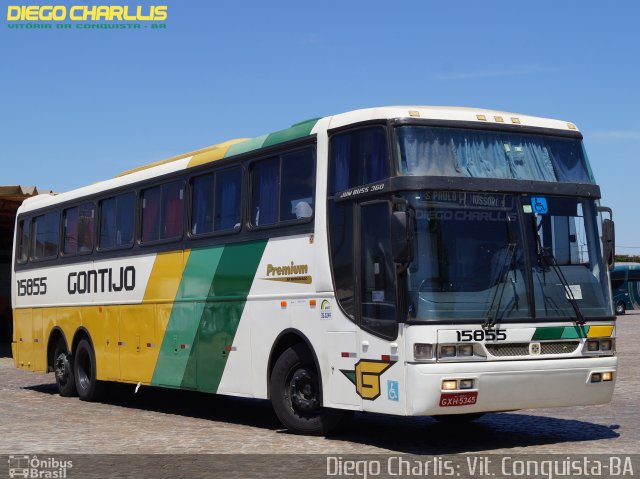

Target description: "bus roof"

left=18, top=106, right=581, bottom=214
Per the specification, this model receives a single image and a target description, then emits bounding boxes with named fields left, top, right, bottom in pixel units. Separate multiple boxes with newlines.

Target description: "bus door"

left=356, top=201, right=405, bottom=414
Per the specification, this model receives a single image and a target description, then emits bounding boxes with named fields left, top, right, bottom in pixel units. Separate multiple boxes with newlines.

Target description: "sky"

left=1, top=1, right=639, bottom=253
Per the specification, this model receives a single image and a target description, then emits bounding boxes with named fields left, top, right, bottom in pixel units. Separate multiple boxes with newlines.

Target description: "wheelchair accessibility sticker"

left=531, top=197, right=548, bottom=214
left=387, top=380, right=399, bottom=402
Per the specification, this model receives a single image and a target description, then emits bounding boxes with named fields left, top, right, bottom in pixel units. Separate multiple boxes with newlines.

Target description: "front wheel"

left=270, top=344, right=351, bottom=435
left=53, top=338, right=77, bottom=397
left=616, top=301, right=626, bottom=315
left=74, top=338, right=105, bottom=401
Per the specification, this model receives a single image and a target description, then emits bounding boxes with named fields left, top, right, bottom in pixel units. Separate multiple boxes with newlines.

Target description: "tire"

left=53, top=338, right=77, bottom=397
left=615, top=302, right=626, bottom=315
left=73, top=338, right=105, bottom=401
left=434, top=413, right=485, bottom=424
left=270, top=344, right=351, bottom=435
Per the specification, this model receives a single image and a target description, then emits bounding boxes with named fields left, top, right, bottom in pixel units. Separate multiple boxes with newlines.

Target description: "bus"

left=11, top=106, right=617, bottom=435
left=611, top=263, right=640, bottom=314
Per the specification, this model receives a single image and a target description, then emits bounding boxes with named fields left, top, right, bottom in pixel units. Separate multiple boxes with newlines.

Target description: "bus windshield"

left=395, top=125, right=593, bottom=184
left=404, top=192, right=612, bottom=322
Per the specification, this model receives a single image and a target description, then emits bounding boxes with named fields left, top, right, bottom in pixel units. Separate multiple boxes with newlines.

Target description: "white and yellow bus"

left=12, top=106, right=617, bottom=434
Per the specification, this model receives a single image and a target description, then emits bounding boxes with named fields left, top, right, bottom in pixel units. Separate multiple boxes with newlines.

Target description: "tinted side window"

left=191, top=168, right=242, bottom=236
left=214, top=168, right=242, bottom=231
left=629, top=270, right=640, bottom=282
left=251, top=148, right=315, bottom=226
left=100, top=192, right=135, bottom=250
left=16, top=218, right=30, bottom=264
left=252, top=158, right=279, bottom=226
left=141, top=180, right=184, bottom=243
left=329, top=127, right=388, bottom=195
left=63, top=203, right=94, bottom=255
left=328, top=202, right=354, bottom=318
left=32, top=212, right=59, bottom=260
left=280, top=150, right=314, bottom=222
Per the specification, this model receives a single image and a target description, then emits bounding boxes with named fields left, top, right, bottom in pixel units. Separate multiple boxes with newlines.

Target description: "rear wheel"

left=74, top=338, right=105, bottom=401
left=616, top=301, right=626, bottom=315
left=53, top=338, right=76, bottom=397
left=270, top=344, right=351, bottom=435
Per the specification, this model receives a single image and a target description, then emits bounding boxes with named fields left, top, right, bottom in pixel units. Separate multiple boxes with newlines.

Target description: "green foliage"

left=615, top=255, right=640, bottom=263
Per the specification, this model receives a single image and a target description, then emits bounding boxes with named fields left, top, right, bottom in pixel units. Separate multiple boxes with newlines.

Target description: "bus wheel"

left=616, top=301, right=626, bottom=315
left=73, top=338, right=105, bottom=401
left=434, top=413, right=485, bottom=424
left=270, top=344, right=351, bottom=435
left=53, top=338, right=77, bottom=397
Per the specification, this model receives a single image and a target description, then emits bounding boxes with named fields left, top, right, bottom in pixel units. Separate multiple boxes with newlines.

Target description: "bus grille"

left=486, top=341, right=580, bottom=357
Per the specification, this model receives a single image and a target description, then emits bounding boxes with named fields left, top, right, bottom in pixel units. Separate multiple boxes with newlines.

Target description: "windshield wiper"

left=483, top=215, right=519, bottom=329
left=532, top=216, right=586, bottom=326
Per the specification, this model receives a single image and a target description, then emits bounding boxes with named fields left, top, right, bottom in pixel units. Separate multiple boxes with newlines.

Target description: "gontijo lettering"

left=7, top=5, right=168, bottom=21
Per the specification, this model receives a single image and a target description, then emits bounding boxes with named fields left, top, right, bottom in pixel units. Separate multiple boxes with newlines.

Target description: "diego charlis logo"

left=8, top=455, right=73, bottom=478
left=5, top=3, right=168, bottom=30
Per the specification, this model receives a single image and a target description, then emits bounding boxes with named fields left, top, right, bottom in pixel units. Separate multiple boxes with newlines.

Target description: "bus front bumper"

left=407, top=356, right=617, bottom=416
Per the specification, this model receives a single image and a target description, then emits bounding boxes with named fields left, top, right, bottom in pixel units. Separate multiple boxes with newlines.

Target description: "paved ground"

left=1, top=314, right=638, bottom=455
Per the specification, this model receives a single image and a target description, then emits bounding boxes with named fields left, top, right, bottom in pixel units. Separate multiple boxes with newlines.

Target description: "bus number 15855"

left=456, top=329, right=507, bottom=342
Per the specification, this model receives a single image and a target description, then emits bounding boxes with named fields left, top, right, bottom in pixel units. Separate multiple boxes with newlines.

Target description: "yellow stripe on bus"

left=187, top=138, right=248, bottom=168
left=587, top=325, right=615, bottom=338
left=143, top=250, right=191, bottom=302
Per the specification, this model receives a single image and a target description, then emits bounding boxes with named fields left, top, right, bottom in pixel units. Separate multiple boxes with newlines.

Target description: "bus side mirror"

left=391, top=209, right=415, bottom=264
left=599, top=207, right=615, bottom=270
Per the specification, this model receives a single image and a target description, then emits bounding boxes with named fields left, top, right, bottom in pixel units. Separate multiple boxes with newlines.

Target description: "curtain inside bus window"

left=545, top=137, right=593, bottom=183
left=100, top=198, right=116, bottom=249
left=117, top=193, right=135, bottom=246
left=252, top=158, right=279, bottom=226
left=330, top=127, right=388, bottom=195
left=215, top=168, right=241, bottom=231
left=142, top=187, right=161, bottom=242
left=18, top=219, right=30, bottom=263
left=64, top=207, right=79, bottom=255
left=192, top=174, right=214, bottom=235
left=396, top=127, right=592, bottom=183
left=33, top=212, right=59, bottom=259
left=281, top=149, right=314, bottom=221
left=77, top=203, right=94, bottom=252
left=162, top=181, right=184, bottom=239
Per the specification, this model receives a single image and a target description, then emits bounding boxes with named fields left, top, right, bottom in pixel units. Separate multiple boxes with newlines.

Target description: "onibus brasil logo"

left=8, top=455, right=72, bottom=478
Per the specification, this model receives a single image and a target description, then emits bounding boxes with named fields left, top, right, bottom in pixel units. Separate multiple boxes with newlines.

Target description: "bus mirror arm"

left=598, top=206, right=615, bottom=270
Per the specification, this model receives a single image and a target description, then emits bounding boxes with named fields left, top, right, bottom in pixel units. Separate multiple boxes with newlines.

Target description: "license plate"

left=439, top=391, right=478, bottom=407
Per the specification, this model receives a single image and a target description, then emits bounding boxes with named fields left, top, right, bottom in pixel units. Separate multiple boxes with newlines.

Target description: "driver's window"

left=360, top=202, right=398, bottom=339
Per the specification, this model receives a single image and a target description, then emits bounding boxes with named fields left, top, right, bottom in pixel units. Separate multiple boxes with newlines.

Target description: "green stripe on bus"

left=151, top=247, right=224, bottom=388
left=532, top=326, right=589, bottom=341
left=225, top=135, right=268, bottom=158
left=262, top=118, right=319, bottom=148
left=180, top=239, right=268, bottom=392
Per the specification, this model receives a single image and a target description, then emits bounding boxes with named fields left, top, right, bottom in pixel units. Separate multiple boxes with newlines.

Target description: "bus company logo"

left=262, top=261, right=311, bottom=284
left=8, top=455, right=73, bottom=478
left=320, top=300, right=332, bottom=320
left=340, top=360, right=395, bottom=400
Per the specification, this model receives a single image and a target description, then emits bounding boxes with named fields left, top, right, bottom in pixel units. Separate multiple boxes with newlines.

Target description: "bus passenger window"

left=16, top=219, right=30, bottom=263
left=32, top=212, right=59, bottom=260
left=251, top=158, right=279, bottom=226
left=63, top=203, right=94, bottom=255
left=141, top=180, right=184, bottom=243
left=280, top=149, right=314, bottom=222
left=329, top=127, right=388, bottom=195
left=191, top=174, right=214, bottom=235
left=99, top=192, right=135, bottom=250
left=214, top=168, right=242, bottom=231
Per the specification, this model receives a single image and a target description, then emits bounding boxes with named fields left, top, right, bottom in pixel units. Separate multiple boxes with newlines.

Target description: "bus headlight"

left=458, top=345, right=474, bottom=357
left=414, top=343, right=434, bottom=361
left=440, top=345, right=457, bottom=358
left=583, top=338, right=615, bottom=355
